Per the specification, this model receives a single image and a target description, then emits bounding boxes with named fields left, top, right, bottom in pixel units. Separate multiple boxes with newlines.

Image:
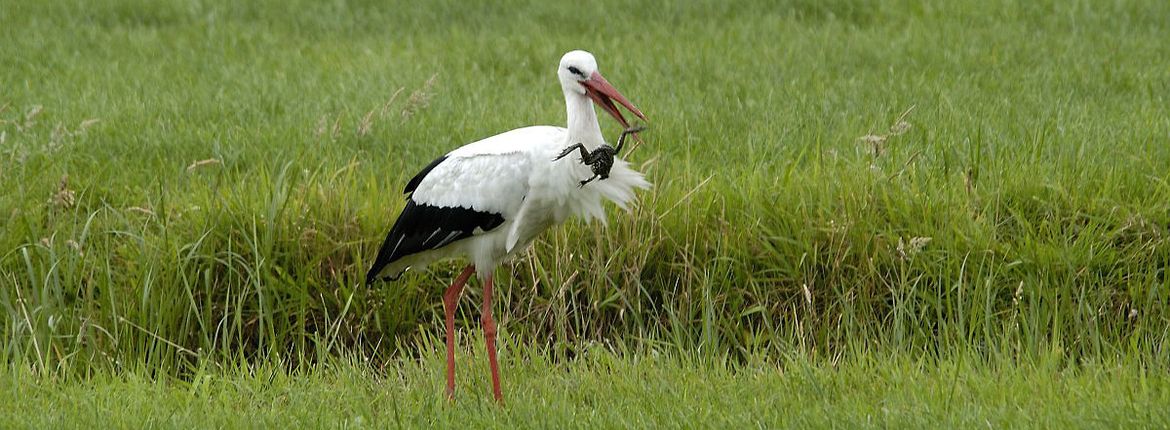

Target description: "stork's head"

left=558, top=50, right=646, bottom=128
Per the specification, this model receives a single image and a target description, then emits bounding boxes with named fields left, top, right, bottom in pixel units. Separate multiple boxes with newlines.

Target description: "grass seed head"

left=21, top=105, right=43, bottom=130
left=78, top=118, right=100, bottom=131
left=66, top=239, right=83, bottom=256
left=889, top=120, right=911, bottom=136
left=401, top=74, right=437, bottom=119
left=895, top=236, right=931, bottom=259
left=859, top=134, right=886, bottom=145
left=356, top=110, right=375, bottom=136
left=859, top=106, right=915, bottom=158
left=47, top=175, right=75, bottom=210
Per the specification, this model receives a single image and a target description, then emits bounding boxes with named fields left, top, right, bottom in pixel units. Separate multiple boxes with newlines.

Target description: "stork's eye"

left=567, top=66, right=584, bottom=77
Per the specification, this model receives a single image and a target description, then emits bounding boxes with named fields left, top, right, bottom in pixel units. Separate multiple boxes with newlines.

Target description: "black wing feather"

left=367, top=155, right=507, bottom=284
left=365, top=199, right=504, bottom=284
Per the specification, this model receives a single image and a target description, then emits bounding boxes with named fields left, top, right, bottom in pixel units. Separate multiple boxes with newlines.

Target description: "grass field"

left=3, top=0, right=1170, bottom=426
left=5, top=345, right=1169, bottom=428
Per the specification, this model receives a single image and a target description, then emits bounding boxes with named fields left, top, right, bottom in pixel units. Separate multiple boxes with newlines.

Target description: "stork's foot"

left=614, top=125, right=647, bottom=154
left=577, top=172, right=610, bottom=188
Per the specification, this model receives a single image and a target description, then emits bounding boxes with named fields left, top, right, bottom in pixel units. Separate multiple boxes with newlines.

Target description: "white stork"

left=365, top=50, right=650, bottom=403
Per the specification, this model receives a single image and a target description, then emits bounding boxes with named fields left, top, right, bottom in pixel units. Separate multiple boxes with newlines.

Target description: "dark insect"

left=554, top=125, right=647, bottom=187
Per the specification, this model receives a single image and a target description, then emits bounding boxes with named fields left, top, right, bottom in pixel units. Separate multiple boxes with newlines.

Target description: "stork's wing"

left=365, top=142, right=536, bottom=283
left=409, top=151, right=532, bottom=215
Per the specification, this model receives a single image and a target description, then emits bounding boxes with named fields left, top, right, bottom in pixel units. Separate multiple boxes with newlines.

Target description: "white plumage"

left=364, top=50, right=649, bottom=404
left=366, top=51, right=650, bottom=282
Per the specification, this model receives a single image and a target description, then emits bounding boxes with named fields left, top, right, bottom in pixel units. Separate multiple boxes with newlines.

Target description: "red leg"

left=442, top=265, right=475, bottom=401
left=481, top=273, right=504, bottom=404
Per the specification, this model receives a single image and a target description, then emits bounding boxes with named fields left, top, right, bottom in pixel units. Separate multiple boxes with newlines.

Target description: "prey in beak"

left=555, top=125, right=647, bottom=187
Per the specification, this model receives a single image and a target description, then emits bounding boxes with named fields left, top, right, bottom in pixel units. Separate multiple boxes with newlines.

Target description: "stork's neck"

left=564, top=91, right=605, bottom=149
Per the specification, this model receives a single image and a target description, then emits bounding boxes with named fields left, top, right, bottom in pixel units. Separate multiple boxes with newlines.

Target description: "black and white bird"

left=365, top=50, right=650, bottom=403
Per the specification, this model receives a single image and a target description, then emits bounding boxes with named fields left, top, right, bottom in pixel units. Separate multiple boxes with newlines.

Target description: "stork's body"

left=365, top=50, right=649, bottom=404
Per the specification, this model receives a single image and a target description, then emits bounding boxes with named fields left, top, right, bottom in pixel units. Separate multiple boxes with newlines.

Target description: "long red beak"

left=581, top=71, right=647, bottom=131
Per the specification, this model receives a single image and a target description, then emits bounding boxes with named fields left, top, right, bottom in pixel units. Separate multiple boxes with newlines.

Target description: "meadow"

left=2, top=0, right=1169, bottom=426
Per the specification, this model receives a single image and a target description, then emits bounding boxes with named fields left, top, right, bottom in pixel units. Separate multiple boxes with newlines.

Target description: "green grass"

left=3, top=0, right=1170, bottom=426
left=4, top=342, right=1168, bottom=428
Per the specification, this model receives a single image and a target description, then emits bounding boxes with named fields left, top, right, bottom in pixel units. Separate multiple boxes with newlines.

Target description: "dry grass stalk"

left=126, top=206, right=156, bottom=216
left=186, top=158, right=222, bottom=172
